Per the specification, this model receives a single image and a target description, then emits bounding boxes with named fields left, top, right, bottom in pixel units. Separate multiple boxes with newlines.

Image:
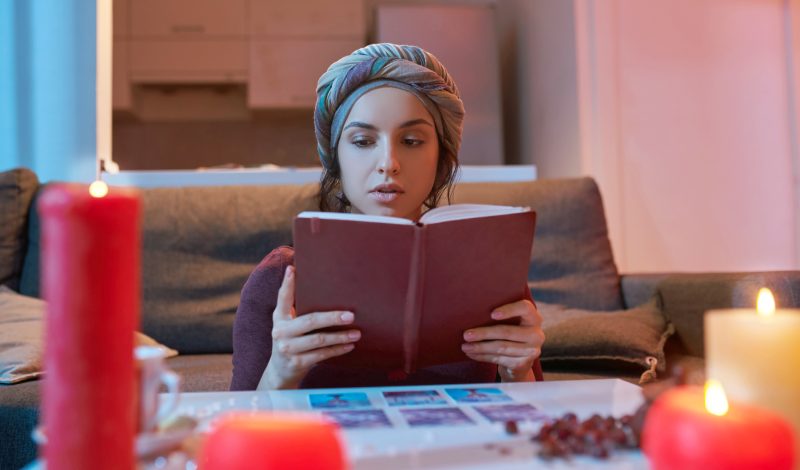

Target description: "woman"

left=231, top=44, right=544, bottom=391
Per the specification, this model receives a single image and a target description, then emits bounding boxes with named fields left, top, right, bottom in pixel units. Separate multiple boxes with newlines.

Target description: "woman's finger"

left=276, top=330, right=361, bottom=355
left=286, top=343, right=356, bottom=371
left=274, top=310, right=355, bottom=339
left=491, top=299, right=542, bottom=327
left=273, top=266, right=296, bottom=323
left=464, top=324, right=543, bottom=344
left=461, top=340, right=539, bottom=358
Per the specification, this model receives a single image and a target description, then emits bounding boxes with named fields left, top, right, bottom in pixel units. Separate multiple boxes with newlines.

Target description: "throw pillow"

left=0, top=168, right=38, bottom=290
left=538, top=298, right=674, bottom=384
left=0, top=285, right=178, bottom=385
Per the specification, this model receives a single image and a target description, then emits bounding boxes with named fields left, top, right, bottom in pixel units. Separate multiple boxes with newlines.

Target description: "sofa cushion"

left=620, top=271, right=800, bottom=357
left=453, top=178, right=623, bottom=310
left=539, top=299, right=674, bottom=384
left=0, top=286, right=177, bottom=385
left=140, top=185, right=319, bottom=353
left=0, top=168, right=38, bottom=291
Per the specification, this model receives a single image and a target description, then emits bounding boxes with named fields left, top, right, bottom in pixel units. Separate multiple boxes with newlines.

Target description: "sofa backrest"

left=18, top=177, right=622, bottom=354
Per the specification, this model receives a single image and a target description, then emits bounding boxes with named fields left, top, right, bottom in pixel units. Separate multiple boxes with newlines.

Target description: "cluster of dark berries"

left=532, top=412, right=640, bottom=460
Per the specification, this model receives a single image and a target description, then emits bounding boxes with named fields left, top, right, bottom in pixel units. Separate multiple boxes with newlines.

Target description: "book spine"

left=402, top=224, right=427, bottom=374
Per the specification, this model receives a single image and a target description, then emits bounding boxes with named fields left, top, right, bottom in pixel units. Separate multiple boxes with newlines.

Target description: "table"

left=173, top=379, right=651, bottom=469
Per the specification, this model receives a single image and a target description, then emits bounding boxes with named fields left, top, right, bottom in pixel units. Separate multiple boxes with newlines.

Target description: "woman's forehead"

left=344, top=87, right=434, bottom=129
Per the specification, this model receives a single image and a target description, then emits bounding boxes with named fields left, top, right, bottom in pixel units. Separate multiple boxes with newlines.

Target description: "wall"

left=0, top=0, right=98, bottom=182
left=575, top=0, right=800, bottom=272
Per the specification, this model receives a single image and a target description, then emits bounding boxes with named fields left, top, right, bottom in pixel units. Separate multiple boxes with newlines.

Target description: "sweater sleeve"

left=230, top=246, right=294, bottom=391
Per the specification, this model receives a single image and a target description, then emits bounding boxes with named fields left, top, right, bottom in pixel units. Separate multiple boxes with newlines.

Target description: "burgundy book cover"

left=293, top=209, right=536, bottom=373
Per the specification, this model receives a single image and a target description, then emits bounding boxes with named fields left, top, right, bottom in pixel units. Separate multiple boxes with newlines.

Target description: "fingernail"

left=286, top=266, right=294, bottom=278
left=464, top=331, right=476, bottom=340
left=348, top=330, right=361, bottom=340
left=461, top=343, right=475, bottom=351
left=340, top=311, right=354, bottom=322
left=344, top=343, right=355, bottom=350
left=491, top=311, right=503, bottom=319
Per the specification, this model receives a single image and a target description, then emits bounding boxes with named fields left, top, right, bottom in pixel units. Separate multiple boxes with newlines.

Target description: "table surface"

left=172, top=379, right=651, bottom=470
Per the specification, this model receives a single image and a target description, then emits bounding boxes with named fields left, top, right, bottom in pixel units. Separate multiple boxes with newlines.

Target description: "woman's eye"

left=403, top=138, right=424, bottom=147
left=352, top=138, right=374, bottom=148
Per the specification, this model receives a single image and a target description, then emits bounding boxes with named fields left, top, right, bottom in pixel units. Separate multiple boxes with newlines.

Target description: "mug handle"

left=153, top=369, right=181, bottom=428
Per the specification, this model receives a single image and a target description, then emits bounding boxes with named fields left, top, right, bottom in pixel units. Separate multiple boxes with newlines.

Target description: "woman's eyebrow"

left=400, top=119, right=434, bottom=129
left=343, top=121, right=377, bottom=131
left=343, top=119, right=434, bottom=131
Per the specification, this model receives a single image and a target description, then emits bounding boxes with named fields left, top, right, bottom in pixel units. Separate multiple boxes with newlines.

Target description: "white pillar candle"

left=705, top=289, right=800, bottom=468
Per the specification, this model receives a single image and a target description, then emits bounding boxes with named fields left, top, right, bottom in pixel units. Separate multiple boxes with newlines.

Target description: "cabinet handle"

left=171, top=24, right=205, bottom=33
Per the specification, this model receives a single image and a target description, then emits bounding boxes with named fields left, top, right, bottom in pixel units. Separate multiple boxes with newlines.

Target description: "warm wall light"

left=704, top=379, right=729, bottom=416
left=89, top=180, right=109, bottom=198
left=756, top=287, right=776, bottom=317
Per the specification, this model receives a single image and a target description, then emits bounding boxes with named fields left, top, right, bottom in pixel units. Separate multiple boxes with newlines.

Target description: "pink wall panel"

left=577, top=0, right=798, bottom=272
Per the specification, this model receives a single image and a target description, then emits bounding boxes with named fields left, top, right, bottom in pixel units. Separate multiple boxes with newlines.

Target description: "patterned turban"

left=314, top=43, right=465, bottom=171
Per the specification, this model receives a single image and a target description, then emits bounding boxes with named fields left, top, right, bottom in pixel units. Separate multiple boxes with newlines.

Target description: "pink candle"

left=199, top=412, right=346, bottom=470
left=40, top=183, right=141, bottom=469
left=643, top=383, right=795, bottom=470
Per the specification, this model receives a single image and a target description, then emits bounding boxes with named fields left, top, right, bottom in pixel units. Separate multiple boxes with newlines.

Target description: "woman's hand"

left=461, top=299, right=545, bottom=382
left=258, top=266, right=361, bottom=390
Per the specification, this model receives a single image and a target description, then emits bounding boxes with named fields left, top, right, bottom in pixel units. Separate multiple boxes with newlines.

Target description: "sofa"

left=1, top=166, right=798, bottom=469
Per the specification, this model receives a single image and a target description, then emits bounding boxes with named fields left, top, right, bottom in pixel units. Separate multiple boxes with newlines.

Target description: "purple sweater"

left=230, top=246, right=543, bottom=390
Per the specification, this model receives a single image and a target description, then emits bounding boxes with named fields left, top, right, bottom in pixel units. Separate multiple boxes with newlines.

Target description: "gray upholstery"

left=21, top=178, right=623, bottom=353
left=0, top=168, right=38, bottom=291
left=621, top=271, right=800, bottom=357
left=21, top=184, right=319, bottom=353
left=453, top=178, right=623, bottom=311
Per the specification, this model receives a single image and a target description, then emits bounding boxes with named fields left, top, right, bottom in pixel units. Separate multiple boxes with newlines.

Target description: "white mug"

left=135, top=345, right=181, bottom=434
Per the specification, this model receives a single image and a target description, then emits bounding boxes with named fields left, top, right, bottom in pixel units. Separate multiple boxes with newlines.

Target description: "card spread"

left=309, top=392, right=372, bottom=409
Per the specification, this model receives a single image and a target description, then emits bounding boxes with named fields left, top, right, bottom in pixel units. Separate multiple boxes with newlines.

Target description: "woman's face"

left=337, top=86, right=439, bottom=220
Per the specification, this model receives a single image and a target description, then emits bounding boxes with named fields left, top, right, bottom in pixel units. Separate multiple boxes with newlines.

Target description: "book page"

left=297, top=211, right=415, bottom=225
left=419, top=204, right=530, bottom=225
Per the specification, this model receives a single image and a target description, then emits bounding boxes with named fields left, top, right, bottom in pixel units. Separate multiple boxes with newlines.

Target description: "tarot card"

left=383, top=390, right=447, bottom=406
left=399, top=407, right=475, bottom=427
left=308, top=392, right=371, bottom=409
left=322, top=409, right=393, bottom=429
left=445, top=387, right=513, bottom=403
left=473, top=403, right=548, bottom=423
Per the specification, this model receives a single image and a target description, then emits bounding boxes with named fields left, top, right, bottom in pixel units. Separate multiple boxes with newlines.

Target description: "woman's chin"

left=361, top=204, right=414, bottom=220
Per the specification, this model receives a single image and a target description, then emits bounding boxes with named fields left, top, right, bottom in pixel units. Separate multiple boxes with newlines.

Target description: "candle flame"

left=757, top=288, right=776, bottom=317
left=89, top=181, right=109, bottom=198
left=705, top=379, right=729, bottom=416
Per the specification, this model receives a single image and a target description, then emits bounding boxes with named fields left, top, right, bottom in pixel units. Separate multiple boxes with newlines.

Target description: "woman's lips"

left=368, top=190, right=401, bottom=203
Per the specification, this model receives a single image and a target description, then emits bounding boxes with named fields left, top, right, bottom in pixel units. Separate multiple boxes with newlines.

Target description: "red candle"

left=40, top=182, right=141, bottom=469
left=643, top=383, right=795, bottom=470
left=199, top=412, right=346, bottom=470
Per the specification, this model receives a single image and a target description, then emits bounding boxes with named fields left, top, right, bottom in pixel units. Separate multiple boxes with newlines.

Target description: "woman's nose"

left=377, top=144, right=400, bottom=175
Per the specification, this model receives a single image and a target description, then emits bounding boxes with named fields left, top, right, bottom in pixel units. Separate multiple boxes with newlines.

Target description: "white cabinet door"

left=113, top=0, right=129, bottom=38
left=130, top=0, right=247, bottom=38
left=249, top=0, right=365, bottom=38
left=112, top=41, right=131, bottom=109
left=129, top=40, right=248, bottom=83
left=249, top=39, right=362, bottom=108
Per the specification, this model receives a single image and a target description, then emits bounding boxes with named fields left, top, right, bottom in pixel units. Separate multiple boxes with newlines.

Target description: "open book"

left=293, top=204, right=536, bottom=374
